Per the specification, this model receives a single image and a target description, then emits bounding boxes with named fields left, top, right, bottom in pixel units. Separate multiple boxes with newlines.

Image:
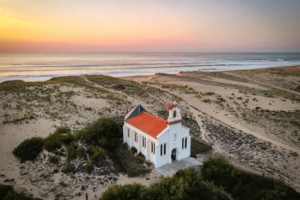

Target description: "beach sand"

left=0, top=66, right=300, bottom=199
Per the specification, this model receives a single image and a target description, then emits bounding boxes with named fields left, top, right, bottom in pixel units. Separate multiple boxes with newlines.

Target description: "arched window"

left=173, top=110, right=177, bottom=118
left=174, top=133, right=177, bottom=141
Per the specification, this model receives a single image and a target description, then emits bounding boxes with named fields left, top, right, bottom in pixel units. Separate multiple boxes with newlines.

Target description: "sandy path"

left=224, top=72, right=300, bottom=96
left=186, top=96, right=300, bottom=154
left=82, top=75, right=149, bottom=111
left=146, top=83, right=300, bottom=154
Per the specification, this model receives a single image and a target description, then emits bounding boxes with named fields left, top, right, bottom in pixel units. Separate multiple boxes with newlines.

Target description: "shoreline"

left=1, top=65, right=300, bottom=84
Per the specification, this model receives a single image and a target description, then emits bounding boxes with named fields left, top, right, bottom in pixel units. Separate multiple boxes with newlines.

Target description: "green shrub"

left=44, top=133, right=62, bottom=152
left=59, top=181, right=68, bottom=187
left=77, top=146, right=87, bottom=159
left=100, top=183, right=145, bottom=200
left=67, top=143, right=77, bottom=160
left=84, top=159, right=94, bottom=173
left=86, top=145, right=94, bottom=155
left=62, top=163, right=75, bottom=174
left=202, top=157, right=300, bottom=200
left=205, top=92, right=215, bottom=96
left=137, top=152, right=145, bottom=160
left=75, top=118, right=121, bottom=150
left=99, top=168, right=226, bottom=200
left=131, top=147, right=137, bottom=154
left=202, top=98, right=211, bottom=103
left=108, top=143, right=150, bottom=177
left=91, top=147, right=105, bottom=166
left=112, top=84, right=126, bottom=90
left=49, top=156, right=59, bottom=164
left=0, top=184, right=41, bottom=200
left=98, top=137, right=108, bottom=148
left=141, top=168, right=226, bottom=200
left=13, top=137, right=44, bottom=162
left=61, top=133, right=75, bottom=145
left=80, top=185, right=86, bottom=191
left=0, top=184, right=13, bottom=199
left=54, top=126, right=71, bottom=134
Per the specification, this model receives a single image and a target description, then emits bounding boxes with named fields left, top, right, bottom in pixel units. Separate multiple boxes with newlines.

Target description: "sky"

left=0, top=0, right=300, bottom=52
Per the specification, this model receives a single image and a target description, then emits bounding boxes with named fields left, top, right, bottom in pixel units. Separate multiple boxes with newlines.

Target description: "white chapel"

left=123, top=102, right=191, bottom=168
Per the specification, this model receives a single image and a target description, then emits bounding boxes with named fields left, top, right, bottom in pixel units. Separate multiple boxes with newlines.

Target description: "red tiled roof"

left=126, top=112, right=168, bottom=138
left=167, top=104, right=177, bottom=110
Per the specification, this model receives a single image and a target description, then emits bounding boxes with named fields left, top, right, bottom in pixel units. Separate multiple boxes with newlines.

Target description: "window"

left=160, top=143, right=167, bottom=156
left=142, top=136, right=146, bottom=148
left=182, top=137, right=187, bottom=149
left=173, top=110, right=177, bottom=118
left=151, top=142, right=155, bottom=154
left=128, top=129, right=130, bottom=138
left=135, top=132, right=138, bottom=143
left=174, top=133, right=177, bottom=141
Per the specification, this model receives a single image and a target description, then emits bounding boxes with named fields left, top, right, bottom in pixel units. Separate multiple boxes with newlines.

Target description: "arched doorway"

left=171, top=148, right=176, bottom=161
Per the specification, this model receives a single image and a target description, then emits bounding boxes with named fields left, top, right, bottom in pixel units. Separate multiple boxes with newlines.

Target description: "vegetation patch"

left=13, top=118, right=150, bottom=177
left=0, top=184, right=41, bottom=200
left=44, top=132, right=63, bottom=152
left=202, top=157, right=300, bottom=200
left=108, top=143, right=151, bottom=177
left=100, top=168, right=227, bottom=200
left=202, top=98, right=211, bottom=103
left=100, top=158, right=300, bottom=200
left=204, top=91, right=215, bottom=96
left=13, top=137, right=44, bottom=162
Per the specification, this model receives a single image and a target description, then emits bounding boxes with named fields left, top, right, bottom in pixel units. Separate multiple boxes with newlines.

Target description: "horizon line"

left=1, top=51, right=300, bottom=54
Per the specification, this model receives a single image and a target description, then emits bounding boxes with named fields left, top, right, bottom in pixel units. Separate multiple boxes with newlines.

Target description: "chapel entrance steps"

left=153, top=157, right=203, bottom=177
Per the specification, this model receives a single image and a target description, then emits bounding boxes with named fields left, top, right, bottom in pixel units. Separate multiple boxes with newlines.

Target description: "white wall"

left=123, top=122, right=191, bottom=169
left=123, top=122, right=158, bottom=166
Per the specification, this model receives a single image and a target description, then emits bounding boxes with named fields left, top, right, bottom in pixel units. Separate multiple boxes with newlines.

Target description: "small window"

left=160, top=143, right=167, bottom=156
left=174, top=133, right=177, bottom=141
left=143, top=137, right=146, bottom=148
left=135, top=132, right=138, bottom=143
left=173, top=110, right=177, bottom=118
left=128, top=129, right=130, bottom=138
left=151, top=142, right=155, bottom=154
left=151, top=142, right=153, bottom=152
left=142, top=136, right=146, bottom=148
left=182, top=137, right=187, bottom=149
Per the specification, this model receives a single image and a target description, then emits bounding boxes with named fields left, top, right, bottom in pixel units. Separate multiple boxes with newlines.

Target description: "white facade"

left=123, top=103, right=191, bottom=168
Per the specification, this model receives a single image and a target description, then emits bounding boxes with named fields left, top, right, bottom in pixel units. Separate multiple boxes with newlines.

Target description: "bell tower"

left=167, top=101, right=182, bottom=124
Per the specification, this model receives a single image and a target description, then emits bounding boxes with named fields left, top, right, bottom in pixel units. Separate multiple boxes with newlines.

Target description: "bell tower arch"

left=167, top=101, right=182, bottom=123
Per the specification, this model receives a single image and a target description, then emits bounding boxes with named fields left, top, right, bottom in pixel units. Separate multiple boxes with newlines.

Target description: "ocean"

left=0, top=52, right=300, bottom=83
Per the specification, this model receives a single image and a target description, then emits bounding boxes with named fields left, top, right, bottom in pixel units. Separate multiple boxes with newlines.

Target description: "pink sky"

left=0, top=0, right=300, bottom=52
